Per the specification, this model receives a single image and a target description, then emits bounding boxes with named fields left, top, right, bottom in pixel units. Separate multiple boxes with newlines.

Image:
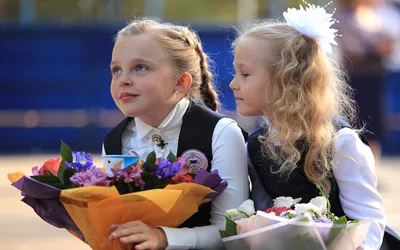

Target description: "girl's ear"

left=176, top=72, right=192, bottom=93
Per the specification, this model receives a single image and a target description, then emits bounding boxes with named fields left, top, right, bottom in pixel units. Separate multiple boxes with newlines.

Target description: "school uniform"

left=103, top=98, right=249, bottom=249
left=247, top=117, right=387, bottom=250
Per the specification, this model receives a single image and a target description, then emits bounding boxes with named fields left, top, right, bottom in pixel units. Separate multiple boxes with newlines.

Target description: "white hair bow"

left=283, top=1, right=339, bottom=54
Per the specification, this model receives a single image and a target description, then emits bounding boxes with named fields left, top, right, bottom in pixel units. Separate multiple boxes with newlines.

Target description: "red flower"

left=32, top=157, right=61, bottom=176
left=265, top=206, right=291, bottom=216
left=170, top=174, right=193, bottom=184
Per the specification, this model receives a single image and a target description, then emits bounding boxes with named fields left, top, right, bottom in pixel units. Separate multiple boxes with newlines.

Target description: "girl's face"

left=110, top=34, right=179, bottom=125
left=230, top=37, right=271, bottom=117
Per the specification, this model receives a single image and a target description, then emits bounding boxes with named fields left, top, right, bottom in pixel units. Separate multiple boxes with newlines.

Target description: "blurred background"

left=0, top=0, right=399, bottom=249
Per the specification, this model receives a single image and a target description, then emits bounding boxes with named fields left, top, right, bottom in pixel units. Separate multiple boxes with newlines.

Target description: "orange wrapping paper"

left=59, top=183, right=214, bottom=250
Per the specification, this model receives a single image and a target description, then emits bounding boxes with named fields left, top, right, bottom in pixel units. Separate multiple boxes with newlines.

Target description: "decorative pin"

left=182, top=149, right=208, bottom=174
left=152, top=134, right=168, bottom=149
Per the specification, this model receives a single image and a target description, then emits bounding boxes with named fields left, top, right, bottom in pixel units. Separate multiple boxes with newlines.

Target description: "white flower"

left=225, top=208, right=248, bottom=221
left=273, top=196, right=299, bottom=208
left=294, top=203, right=322, bottom=217
left=226, top=208, right=241, bottom=217
left=309, top=196, right=328, bottom=216
left=283, top=4, right=338, bottom=53
left=238, top=199, right=256, bottom=216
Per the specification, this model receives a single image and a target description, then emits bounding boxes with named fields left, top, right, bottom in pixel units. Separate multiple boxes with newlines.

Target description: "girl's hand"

left=109, top=221, right=168, bottom=250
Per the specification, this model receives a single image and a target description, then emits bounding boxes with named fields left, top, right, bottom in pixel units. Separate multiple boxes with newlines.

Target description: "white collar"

left=133, top=98, right=190, bottom=141
left=263, top=116, right=281, bottom=146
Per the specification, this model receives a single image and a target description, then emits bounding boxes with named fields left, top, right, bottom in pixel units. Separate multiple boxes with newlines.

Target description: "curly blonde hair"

left=116, top=18, right=219, bottom=111
left=236, top=21, right=356, bottom=194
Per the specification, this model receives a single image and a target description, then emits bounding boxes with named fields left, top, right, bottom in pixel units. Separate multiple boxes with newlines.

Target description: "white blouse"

left=104, top=98, right=249, bottom=249
left=249, top=127, right=386, bottom=250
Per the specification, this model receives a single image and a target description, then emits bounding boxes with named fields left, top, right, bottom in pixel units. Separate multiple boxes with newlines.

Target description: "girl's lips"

left=119, top=93, right=138, bottom=102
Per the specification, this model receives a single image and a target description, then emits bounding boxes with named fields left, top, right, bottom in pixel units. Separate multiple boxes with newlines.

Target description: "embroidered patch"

left=181, top=149, right=208, bottom=174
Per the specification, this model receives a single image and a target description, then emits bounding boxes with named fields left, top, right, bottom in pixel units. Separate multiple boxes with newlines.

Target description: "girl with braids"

left=103, top=19, right=248, bottom=249
left=230, top=3, right=386, bottom=250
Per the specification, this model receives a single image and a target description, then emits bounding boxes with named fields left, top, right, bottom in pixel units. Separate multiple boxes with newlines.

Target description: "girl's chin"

left=236, top=107, right=264, bottom=117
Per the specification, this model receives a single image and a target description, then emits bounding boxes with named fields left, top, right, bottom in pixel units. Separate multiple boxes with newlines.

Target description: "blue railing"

left=0, top=24, right=399, bottom=155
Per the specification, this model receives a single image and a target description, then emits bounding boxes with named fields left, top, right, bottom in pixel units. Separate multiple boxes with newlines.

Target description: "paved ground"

left=0, top=154, right=399, bottom=249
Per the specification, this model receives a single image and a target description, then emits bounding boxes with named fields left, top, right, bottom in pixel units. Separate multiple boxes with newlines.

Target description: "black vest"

left=103, top=102, right=237, bottom=228
left=247, top=117, right=366, bottom=218
left=248, top=118, right=400, bottom=250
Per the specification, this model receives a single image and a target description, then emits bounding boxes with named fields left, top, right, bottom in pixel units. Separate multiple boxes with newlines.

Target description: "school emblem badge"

left=181, top=149, right=208, bottom=173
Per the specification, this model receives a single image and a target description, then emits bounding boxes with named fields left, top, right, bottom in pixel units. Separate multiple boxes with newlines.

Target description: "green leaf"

left=31, top=175, right=62, bottom=184
left=57, top=159, right=66, bottom=184
left=293, top=198, right=302, bottom=204
left=333, top=215, right=347, bottom=224
left=154, top=182, right=168, bottom=189
left=62, top=167, right=77, bottom=187
left=167, top=151, right=177, bottom=162
left=60, top=141, right=73, bottom=163
left=219, top=217, right=237, bottom=238
left=219, top=230, right=229, bottom=238
left=58, top=141, right=73, bottom=184
left=31, top=175, right=75, bottom=189
left=299, top=216, right=311, bottom=222
left=141, top=172, right=154, bottom=183
left=328, top=216, right=348, bottom=244
left=145, top=163, right=158, bottom=172
left=187, top=173, right=196, bottom=178
left=146, top=151, right=156, bottom=165
left=284, top=212, right=295, bottom=219
left=51, top=183, right=70, bottom=189
left=115, top=179, right=131, bottom=195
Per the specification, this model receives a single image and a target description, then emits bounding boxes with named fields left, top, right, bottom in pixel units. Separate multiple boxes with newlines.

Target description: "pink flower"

left=111, top=166, right=145, bottom=190
left=70, top=168, right=111, bottom=187
left=32, top=166, right=45, bottom=176
left=236, top=215, right=257, bottom=234
left=175, top=157, right=189, bottom=174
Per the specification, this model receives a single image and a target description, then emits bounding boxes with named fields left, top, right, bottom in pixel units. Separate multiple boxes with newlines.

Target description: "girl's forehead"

left=237, top=36, right=264, bottom=48
left=235, top=38, right=269, bottom=60
left=235, top=36, right=277, bottom=64
left=112, top=34, right=168, bottom=61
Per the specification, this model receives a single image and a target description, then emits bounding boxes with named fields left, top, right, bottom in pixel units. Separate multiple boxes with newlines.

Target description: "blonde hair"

left=236, top=21, right=356, bottom=195
left=115, top=18, right=219, bottom=111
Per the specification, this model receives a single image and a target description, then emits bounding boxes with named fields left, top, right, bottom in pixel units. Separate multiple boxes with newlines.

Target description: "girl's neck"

left=139, top=113, right=170, bottom=128
left=137, top=98, right=186, bottom=128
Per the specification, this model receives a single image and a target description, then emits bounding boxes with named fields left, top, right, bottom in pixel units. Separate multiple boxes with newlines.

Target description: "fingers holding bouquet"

left=109, top=221, right=168, bottom=250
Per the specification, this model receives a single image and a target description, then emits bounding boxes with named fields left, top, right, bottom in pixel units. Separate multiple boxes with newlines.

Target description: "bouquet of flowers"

left=220, top=191, right=372, bottom=250
left=8, top=141, right=227, bottom=250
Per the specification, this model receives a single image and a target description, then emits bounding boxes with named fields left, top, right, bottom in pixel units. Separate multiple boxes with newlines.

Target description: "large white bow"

left=283, top=4, right=338, bottom=54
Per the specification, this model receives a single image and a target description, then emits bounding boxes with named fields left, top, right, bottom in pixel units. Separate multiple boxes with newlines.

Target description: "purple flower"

left=70, top=168, right=110, bottom=187
left=112, top=166, right=145, bottom=190
left=314, top=217, right=333, bottom=224
left=65, top=152, right=95, bottom=171
left=154, top=159, right=182, bottom=180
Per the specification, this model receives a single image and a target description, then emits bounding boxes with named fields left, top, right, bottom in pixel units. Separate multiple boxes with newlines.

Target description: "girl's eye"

left=135, top=65, right=149, bottom=72
left=242, top=73, right=250, bottom=78
left=112, top=67, right=122, bottom=75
